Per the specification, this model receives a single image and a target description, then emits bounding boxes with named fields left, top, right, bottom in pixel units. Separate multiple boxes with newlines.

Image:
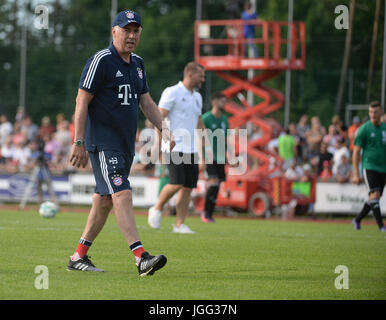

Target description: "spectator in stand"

left=54, top=119, right=72, bottom=172
left=348, top=116, right=361, bottom=152
left=296, top=114, right=310, bottom=161
left=0, top=135, right=15, bottom=168
left=382, top=113, right=386, bottom=123
left=284, top=161, right=303, bottom=180
left=39, top=116, right=55, bottom=141
left=331, top=114, right=348, bottom=142
left=296, top=114, right=309, bottom=137
left=320, top=160, right=332, bottom=182
left=331, top=114, right=343, bottom=133
left=12, top=139, right=31, bottom=172
left=332, top=136, right=350, bottom=176
left=338, top=124, right=348, bottom=144
left=53, top=112, right=67, bottom=164
left=55, top=119, right=72, bottom=155
left=301, top=163, right=312, bottom=182
left=56, top=112, right=66, bottom=127
left=336, top=154, right=351, bottom=183
left=0, top=115, right=13, bottom=145
left=278, top=127, right=297, bottom=170
left=15, top=106, right=25, bottom=123
left=323, top=124, right=340, bottom=154
left=21, top=115, right=39, bottom=143
left=267, top=134, right=279, bottom=155
left=305, top=116, right=326, bottom=160
left=12, top=121, right=26, bottom=146
left=43, top=131, right=62, bottom=164
left=265, top=117, right=282, bottom=138
left=285, top=162, right=311, bottom=182
left=311, top=142, right=333, bottom=176
left=288, top=122, right=301, bottom=163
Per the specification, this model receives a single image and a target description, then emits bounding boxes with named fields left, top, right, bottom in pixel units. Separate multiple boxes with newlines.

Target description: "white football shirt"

left=158, top=81, right=202, bottom=153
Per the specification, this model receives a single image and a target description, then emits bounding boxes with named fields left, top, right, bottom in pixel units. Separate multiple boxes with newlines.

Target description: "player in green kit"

left=201, top=92, right=229, bottom=222
left=352, top=101, right=386, bottom=232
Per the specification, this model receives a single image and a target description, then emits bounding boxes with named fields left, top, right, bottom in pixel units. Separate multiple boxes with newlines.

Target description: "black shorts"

left=206, top=162, right=226, bottom=182
left=363, top=169, right=386, bottom=196
left=89, top=149, right=133, bottom=196
left=167, top=152, right=199, bottom=188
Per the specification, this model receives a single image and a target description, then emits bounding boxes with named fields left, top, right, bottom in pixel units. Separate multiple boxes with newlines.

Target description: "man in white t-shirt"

left=148, top=62, right=206, bottom=234
left=0, top=114, right=13, bottom=145
left=332, top=136, right=350, bottom=176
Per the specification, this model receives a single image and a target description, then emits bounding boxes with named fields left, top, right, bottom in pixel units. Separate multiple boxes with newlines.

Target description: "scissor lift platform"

left=194, top=19, right=315, bottom=216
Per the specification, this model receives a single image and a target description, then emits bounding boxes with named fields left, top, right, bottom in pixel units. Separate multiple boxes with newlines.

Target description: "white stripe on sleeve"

left=83, top=49, right=111, bottom=89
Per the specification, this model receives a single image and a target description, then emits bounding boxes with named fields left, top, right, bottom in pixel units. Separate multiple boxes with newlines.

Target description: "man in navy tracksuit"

left=67, top=10, right=174, bottom=276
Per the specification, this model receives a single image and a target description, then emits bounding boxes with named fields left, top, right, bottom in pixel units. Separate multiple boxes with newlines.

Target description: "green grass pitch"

left=0, top=208, right=385, bottom=300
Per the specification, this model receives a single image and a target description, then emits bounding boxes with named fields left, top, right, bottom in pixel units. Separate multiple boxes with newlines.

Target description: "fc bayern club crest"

left=137, top=67, right=143, bottom=79
left=113, top=176, right=123, bottom=186
left=126, top=11, right=134, bottom=19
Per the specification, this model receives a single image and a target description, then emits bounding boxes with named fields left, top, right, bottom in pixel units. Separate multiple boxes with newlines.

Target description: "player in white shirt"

left=148, top=62, right=206, bottom=234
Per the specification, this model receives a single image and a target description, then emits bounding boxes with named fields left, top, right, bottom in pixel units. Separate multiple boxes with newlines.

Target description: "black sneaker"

left=67, top=255, right=105, bottom=272
left=137, top=251, right=167, bottom=277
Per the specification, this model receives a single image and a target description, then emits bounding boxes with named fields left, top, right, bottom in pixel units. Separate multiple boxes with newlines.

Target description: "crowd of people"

left=0, top=107, right=385, bottom=183
left=225, top=113, right=376, bottom=185
left=258, top=113, right=386, bottom=184
left=0, top=108, right=78, bottom=174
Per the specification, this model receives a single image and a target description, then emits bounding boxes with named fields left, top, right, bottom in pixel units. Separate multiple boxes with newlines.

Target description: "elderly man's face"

left=112, top=23, right=141, bottom=54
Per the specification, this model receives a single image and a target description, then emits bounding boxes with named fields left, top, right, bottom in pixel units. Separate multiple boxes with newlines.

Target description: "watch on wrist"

left=74, top=140, right=84, bottom=146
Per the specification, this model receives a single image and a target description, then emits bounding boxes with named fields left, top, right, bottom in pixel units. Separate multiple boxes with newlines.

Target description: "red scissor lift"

left=194, top=19, right=315, bottom=217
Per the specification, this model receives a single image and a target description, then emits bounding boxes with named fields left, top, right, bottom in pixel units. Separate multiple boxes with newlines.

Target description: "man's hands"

left=351, top=146, right=361, bottom=185
left=351, top=172, right=361, bottom=185
left=69, top=144, right=89, bottom=168
left=161, top=126, right=176, bottom=152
